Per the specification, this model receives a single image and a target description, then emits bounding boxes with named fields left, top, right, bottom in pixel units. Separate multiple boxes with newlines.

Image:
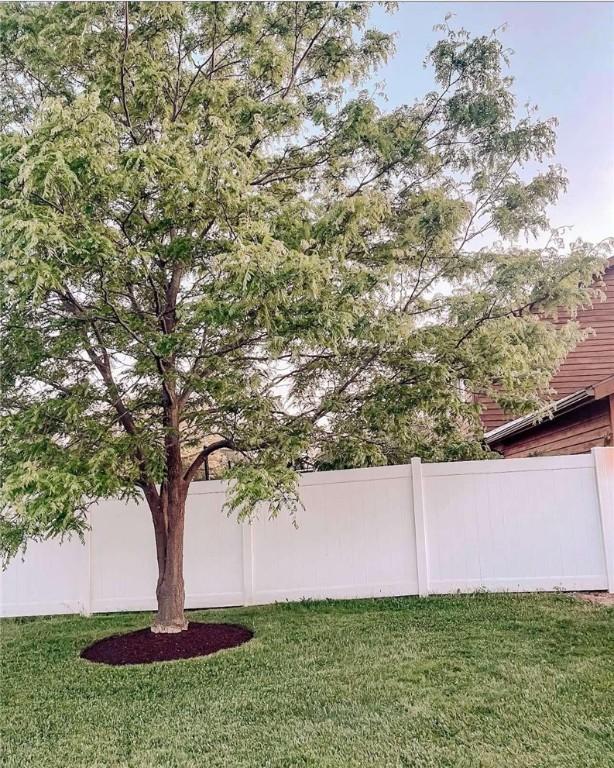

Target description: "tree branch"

left=183, top=438, right=233, bottom=484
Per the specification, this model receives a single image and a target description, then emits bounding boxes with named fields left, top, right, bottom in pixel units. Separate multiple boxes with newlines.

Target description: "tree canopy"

left=0, top=2, right=609, bottom=576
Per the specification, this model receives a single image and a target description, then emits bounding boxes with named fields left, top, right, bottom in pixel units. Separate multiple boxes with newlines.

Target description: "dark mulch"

left=80, top=622, right=253, bottom=666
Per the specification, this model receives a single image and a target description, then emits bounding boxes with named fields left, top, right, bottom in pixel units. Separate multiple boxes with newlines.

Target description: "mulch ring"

left=80, top=622, right=253, bottom=666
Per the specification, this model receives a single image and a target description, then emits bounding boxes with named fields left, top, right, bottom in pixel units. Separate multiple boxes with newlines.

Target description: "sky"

left=368, top=1, right=614, bottom=246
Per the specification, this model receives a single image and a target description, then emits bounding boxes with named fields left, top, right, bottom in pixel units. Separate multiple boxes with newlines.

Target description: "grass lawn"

left=1, top=594, right=613, bottom=768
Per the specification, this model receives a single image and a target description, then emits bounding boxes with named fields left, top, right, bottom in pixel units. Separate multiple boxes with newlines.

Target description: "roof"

left=485, top=373, right=614, bottom=445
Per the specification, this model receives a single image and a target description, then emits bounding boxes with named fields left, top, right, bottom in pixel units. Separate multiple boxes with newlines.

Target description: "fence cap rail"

left=186, top=453, right=597, bottom=494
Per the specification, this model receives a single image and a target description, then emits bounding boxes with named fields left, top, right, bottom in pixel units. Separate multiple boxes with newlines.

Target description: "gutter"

left=484, top=386, right=596, bottom=445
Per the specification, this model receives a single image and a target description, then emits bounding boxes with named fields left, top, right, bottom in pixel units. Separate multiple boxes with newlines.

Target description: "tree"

left=0, top=2, right=609, bottom=631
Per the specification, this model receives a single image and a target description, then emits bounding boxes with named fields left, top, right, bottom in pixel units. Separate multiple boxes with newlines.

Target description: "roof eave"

left=484, top=388, right=595, bottom=445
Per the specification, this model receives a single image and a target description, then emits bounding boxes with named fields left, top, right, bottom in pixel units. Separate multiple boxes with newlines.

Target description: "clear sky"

left=368, top=1, right=614, bottom=245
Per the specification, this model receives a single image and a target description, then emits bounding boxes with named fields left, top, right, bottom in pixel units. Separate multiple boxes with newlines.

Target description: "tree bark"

left=150, top=259, right=187, bottom=633
left=150, top=482, right=188, bottom=633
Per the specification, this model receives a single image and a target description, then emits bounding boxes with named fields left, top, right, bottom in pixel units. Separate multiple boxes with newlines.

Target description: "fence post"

left=82, top=507, right=93, bottom=616
left=242, top=521, right=254, bottom=605
left=593, top=447, right=614, bottom=593
left=411, top=457, right=429, bottom=597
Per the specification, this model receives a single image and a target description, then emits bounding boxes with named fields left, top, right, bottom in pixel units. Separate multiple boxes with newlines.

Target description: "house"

left=480, top=260, right=614, bottom=457
left=486, top=374, right=614, bottom=457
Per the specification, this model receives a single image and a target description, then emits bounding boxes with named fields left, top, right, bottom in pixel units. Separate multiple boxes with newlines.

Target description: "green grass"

left=1, top=594, right=613, bottom=768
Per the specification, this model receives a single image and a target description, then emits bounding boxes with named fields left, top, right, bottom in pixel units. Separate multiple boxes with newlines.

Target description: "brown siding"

left=479, top=264, right=614, bottom=431
left=490, top=399, right=612, bottom=458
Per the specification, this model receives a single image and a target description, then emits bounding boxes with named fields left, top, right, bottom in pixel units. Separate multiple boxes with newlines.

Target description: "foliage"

left=0, top=2, right=610, bottom=558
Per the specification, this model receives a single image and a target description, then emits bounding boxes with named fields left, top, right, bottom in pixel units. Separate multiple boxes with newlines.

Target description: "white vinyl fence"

left=2, top=449, right=613, bottom=618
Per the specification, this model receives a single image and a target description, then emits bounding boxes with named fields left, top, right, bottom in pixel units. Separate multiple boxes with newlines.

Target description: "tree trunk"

left=150, top=482, right=188, bottom=633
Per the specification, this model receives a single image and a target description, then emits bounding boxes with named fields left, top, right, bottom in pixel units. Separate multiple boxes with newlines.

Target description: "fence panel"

left=250, top=465, right=418, bottom=603
left=423, top=454, right=608, bottom=593
left=90, top=482, right=245, bottom=614
left=0, top=532, right=90, bottom=617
